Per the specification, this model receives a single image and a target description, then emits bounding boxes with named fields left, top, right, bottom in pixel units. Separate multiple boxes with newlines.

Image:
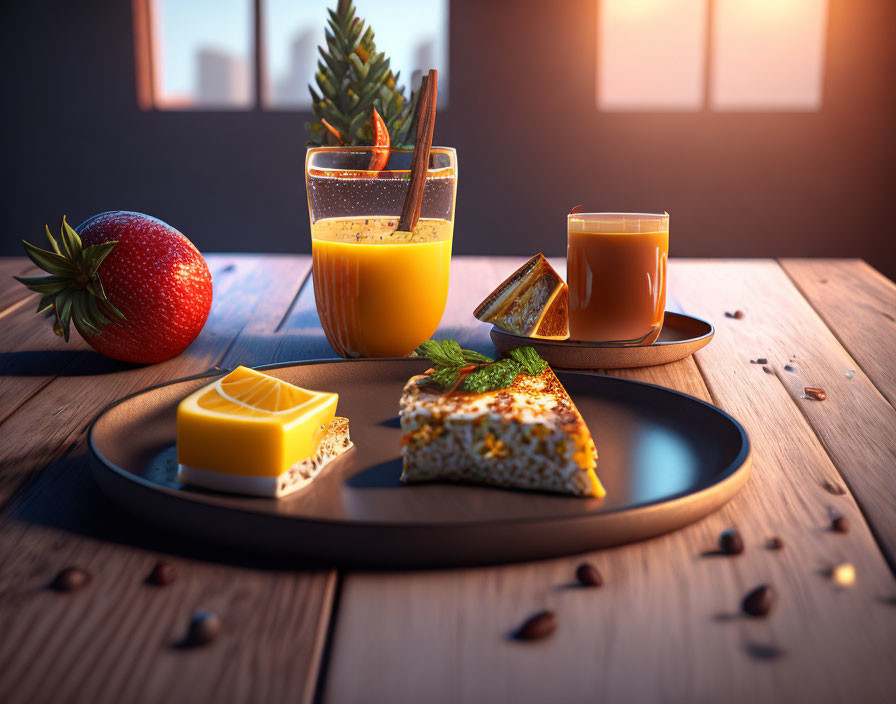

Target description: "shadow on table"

left=9, top=450, right=326, bottom=572
left=0, top=350, right=142, bottom=377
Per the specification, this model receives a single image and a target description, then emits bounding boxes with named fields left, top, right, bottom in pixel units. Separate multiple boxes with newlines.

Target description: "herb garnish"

left=414, top=339, right=548, bottom=393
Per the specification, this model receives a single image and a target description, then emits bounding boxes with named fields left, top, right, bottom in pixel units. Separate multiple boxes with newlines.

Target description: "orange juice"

left=567, top=213, right=668, bottom=344
left=311, top=217, right=452, bottom=357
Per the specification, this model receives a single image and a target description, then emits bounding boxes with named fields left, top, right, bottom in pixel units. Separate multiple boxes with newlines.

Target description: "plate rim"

left=88, top=357, right=751, bottom=532
left=490, top=311, right=715, bottom=349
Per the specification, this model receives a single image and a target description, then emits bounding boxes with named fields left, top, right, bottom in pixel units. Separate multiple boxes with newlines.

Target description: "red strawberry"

left=15, top=212, right=212, bottom=364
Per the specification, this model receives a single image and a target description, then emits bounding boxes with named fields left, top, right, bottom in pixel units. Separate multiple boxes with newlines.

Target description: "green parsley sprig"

left=414, top=339, right=548, bottom=393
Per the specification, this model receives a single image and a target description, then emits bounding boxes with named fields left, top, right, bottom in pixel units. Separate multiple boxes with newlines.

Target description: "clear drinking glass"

left=305, top=146, right=458, bottom=358
left=567, top=212, right=669, bottom=345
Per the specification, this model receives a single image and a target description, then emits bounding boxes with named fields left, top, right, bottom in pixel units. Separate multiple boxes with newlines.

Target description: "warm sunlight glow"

left=597, top=0, right=707, bottom=110
left=711, top=0, right=828, bottom=110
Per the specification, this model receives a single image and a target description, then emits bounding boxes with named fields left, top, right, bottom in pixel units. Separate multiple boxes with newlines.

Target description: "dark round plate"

left=89, top=359, right=749, bottom=568
left=491, top=312, right=714, bottom=369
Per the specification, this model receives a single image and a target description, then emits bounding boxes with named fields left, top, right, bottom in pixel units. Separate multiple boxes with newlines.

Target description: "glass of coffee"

left=567, top=212, right=669, bottom=345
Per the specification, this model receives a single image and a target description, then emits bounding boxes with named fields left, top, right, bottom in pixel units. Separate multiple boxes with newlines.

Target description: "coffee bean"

left=766, top=537, right=784, bottom=550
left=51, top=567, right=91, bottom=592
left=762, top=366, right=773, bottom=374
left=575, top=563, right=603, bottom=587
left=756, top=358, right=768, bottom=365
left=719, top=530, right=745, bottom=555
left=515, top=610, right=556, bottom=641
left=742, top=585, right=775, bottom=618
left=147, top=561, right=177, bottom=586
left=822, top=480, right=846, bottom=496
left=186, top=611, right=220, bottom=646
left=832, top=516, right=849, bottom=533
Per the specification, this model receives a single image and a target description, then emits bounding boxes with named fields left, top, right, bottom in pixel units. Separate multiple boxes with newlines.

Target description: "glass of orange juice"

left=567, top=212, right=669, bottom=345
left=305, top=146, right=457, bottom=358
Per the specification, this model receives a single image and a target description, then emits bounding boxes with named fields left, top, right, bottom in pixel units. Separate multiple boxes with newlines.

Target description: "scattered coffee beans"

left=822, top=480, right=846, bottom=496
left=762, top=366, right=773, bottom=374
left=515, top=610, right=557, bottom=641
left=832, top=563, right=855, bottom=587
left=575, top=563, right=603, bottom=587
left=51, top=567, right=91, bottom=592
left=719, top=530, right=745, bottom=555
left=725, top=310, right=745, bottom=319
left=147, top=561, right=177, bottom=586
left=832, top=516, right=850, bottom=533
left=742, top=585, right=775, bottom=618
left=766, top=537, right=784, bottom=550
left=186, top=611, right=220, bottom=646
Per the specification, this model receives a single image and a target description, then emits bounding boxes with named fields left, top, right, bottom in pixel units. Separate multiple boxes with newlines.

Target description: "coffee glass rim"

left=568, top=211, right=669, bottom=220
left=568, top=212, right=669, bottom=234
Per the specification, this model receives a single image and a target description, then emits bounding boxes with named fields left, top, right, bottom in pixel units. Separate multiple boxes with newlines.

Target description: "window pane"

left=711, top=0, right=828, bottom=110
left=598, top=0, right=707, bottom=110
left=151, top=0, right=254, bottom=109
left=264, top=0, right=449, bottom=109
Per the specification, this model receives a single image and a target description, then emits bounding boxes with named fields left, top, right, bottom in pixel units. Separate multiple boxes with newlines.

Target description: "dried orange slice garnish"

left=321, top=118, right=345, bottom=145
left=368, top=107, right=390, bottom=171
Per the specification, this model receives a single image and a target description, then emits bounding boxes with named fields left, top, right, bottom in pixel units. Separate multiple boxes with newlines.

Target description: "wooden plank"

left=779, top=258, right=896, bottom=407
left=0, top=257, right=37, bottom=306
left=0, top=259, right=39, bottom=327
left=0, top=258, right=49, bottom=423
left=672, top=260, right=896, bottom=566
left=0, top=255, right=336, bottom=704
left=322, top=258, right=896, bottom=704
left=0, top=453, right=335, bottom=704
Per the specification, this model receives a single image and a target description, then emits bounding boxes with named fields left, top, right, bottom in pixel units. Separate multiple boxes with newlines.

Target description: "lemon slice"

left=214, top=368, right=308, bottom=414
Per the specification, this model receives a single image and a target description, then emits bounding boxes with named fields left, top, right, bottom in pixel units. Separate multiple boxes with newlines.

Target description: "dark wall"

left=2, top=0, right=895, bottom=279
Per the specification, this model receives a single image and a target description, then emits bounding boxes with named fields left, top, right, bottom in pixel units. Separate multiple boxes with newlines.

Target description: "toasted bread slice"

left=399, top=368, right=604, bottom=497
left=474, top=254, right=569, bottom=340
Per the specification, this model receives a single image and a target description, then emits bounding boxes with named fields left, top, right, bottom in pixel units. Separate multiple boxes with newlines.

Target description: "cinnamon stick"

left=398, top=69, right=438, bottom=233
left=414, top=74, right=429, bottom=146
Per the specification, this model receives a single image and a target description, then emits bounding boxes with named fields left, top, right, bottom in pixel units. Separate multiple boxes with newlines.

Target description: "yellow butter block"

left=177, top=366, right=338, bottom=478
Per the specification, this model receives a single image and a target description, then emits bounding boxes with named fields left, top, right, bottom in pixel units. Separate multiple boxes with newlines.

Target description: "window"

left=598, top=0, right=707, bottom=111
left=597, top=0, right=829, bottom=111
left=711, top=0, right=828, bottom=110
left=134, top=0, right=450, bottom=110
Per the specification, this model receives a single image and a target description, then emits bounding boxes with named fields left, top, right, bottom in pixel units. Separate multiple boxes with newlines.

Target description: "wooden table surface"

left=1, top=255, right=895, bottom=704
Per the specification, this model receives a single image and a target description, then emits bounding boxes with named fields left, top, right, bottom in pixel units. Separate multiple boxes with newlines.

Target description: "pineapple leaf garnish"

left=13, top=216, right=126, bottom=341
left=414, top=339, right=549, bottom=393
left=306, top=0, right=420, bottom=148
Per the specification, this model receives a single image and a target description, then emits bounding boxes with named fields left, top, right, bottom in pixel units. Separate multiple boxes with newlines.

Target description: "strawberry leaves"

left=14, top=215, right=126, bottom=342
